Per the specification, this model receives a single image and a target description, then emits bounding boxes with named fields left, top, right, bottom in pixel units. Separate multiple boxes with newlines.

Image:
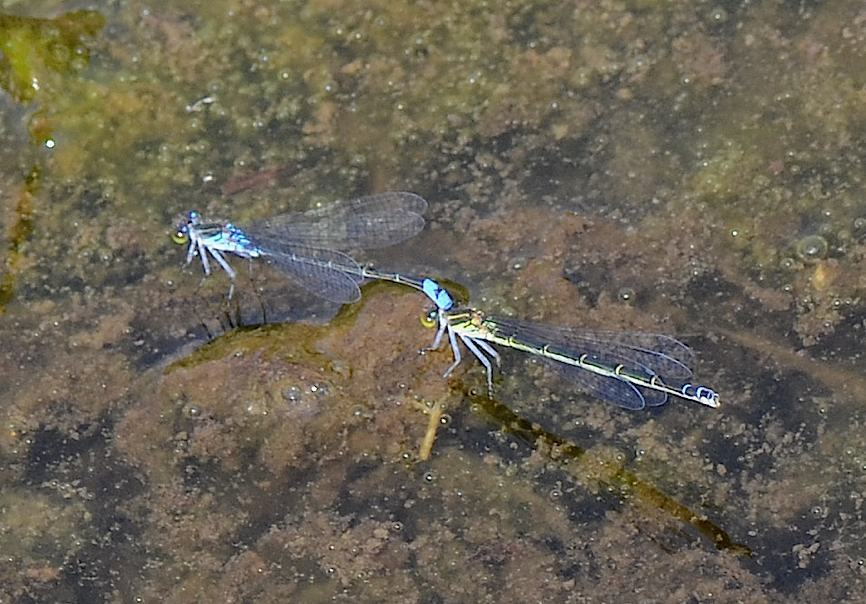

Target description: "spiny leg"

left=423, top=321, right=447, bottom=353
left=442, top=326, right=463, bottom=378
left=185, top=240, right=197, bottom=265
left=197, top=239, right=211, bottom=275
left=207, top=247, right=236, bottom=299
left=460, top=334, right=495, bottom=395
left=186, top=242, right=222, bottom=338
left=195, top=240, right=212, bottom=292
left=474, top=338, right=501, bottom=367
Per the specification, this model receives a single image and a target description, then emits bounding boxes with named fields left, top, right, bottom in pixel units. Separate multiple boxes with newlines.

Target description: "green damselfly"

left=420, top=279, right=719, bottom=410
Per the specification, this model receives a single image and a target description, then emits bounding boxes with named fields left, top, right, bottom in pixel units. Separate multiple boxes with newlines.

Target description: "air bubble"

left=794, top=235, right=828, bottom=263
left=618, top=287, right=636, bottom=303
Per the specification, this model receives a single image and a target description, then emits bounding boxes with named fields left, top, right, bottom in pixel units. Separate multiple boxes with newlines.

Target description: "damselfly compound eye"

left=420, top=307, right=438, bottom=328
left=172, top=227, right=189, bottom=244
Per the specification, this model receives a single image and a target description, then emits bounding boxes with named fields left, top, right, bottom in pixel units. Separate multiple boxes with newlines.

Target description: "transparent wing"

left=481, top=316, right=697, bottom=408
left=486, top=317, right=695, bottom=382
left=259, top=240, right=364, bottom=304
left=547, top=361, right=649, bottom=410
left=564, top=329, right=695, bottom=380
left=247, top=192, right=427, bottom=250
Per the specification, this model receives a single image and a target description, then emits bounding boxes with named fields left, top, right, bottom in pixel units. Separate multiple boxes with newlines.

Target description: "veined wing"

left=259, top=239, right=364, bottom=304
left=484, top=316, right=695, bottom=382
left=247, top=192, right=427, bottom=250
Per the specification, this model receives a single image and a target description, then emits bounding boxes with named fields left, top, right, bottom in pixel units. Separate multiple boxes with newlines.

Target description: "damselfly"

left=417, top=278, right=719, bottom=410
left=172, top=192, right=427, bottom=302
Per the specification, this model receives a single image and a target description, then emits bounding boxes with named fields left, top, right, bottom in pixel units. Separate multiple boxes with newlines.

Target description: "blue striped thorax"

left=219, top=223, right=263, bottom=258
left=421, top=278, right=454, bottom=311
left=194, top=221, right=263, bottom=259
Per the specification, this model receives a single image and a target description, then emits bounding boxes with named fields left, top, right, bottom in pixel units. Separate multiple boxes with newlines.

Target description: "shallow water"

left=2, top=0, right=866, bottom=601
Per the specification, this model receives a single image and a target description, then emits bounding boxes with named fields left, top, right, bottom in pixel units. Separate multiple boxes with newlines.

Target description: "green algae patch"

left=165, top=320, right=331, bottom=373
left=0, top=10, right=104, bottom=103
left=0, top=165, right=38, bottom=313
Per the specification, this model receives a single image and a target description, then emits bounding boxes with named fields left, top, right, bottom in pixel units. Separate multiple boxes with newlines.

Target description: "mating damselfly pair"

left=172, top=192, right=719, bottom=410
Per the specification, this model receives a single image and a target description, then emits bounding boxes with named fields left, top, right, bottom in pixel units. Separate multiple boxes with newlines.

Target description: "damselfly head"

left=420, top=306, right=439, bottom=329
left=172, top=210, right=201, bottom=244
left=172, top=222, right=190, bottom=245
